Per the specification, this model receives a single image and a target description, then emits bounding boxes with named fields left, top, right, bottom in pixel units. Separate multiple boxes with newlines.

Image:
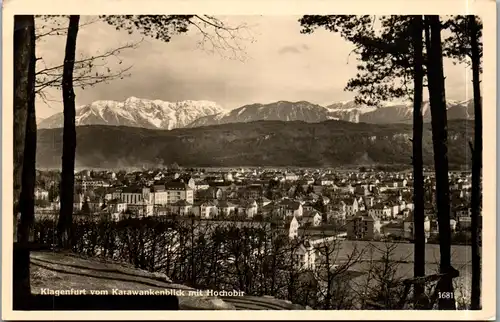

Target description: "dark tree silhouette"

left=294, top=183, right=305, bottom=198
left=57, top=15, right=80, bottom=249
left=467, top=15, right=483, bottom=310
left=18, top=20, right=37, bottom=245
left=410, top=15, right=426, bottom=307
left=13, top=16, right=34, bottom=240
left=442, top=15, right=483, bottom=310
left=424, top=15, right=456, bottom=310
left=13, top=14, right=36, bottom=304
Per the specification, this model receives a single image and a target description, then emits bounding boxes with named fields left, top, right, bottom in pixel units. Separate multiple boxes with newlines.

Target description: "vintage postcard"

left=2, top=0, right=497, bottom=320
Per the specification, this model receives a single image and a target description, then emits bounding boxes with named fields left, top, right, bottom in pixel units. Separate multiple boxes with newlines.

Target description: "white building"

left=164, top=182, right=194, bottom=205
left=284, top=172, right=299, bottom=181
left=345, top=198, right=359, bottom=217
left=368, top=203, right=392, bottom=219
left=120, top=186, right=150, bottom=205
left=34, top=188, right=49, bottom=200
left=198, top=201, right=218, bottom=219
left=288, top=216, right=300, bottom=239
left=107, top=200, right=128, bottom=214
left=292, top=242, right=317, bottom=270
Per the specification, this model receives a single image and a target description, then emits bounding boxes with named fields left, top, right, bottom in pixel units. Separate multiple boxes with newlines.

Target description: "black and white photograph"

left=3, top=0, right=497, bottom=319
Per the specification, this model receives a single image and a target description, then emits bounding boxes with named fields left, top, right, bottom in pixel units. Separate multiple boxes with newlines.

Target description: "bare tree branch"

left=35, top=15, right=100, bottom=41
left=189, top=15, right=256, bottom=61
left=101, top=15, right=256, bottom=62
left=35, top=16, right=143, bottom=97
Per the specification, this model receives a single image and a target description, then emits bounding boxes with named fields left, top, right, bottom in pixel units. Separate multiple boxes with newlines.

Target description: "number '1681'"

left=438, top=292, right=454, bottom=299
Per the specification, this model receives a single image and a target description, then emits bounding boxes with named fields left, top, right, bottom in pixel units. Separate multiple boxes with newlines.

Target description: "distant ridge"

left=36, top=119, right=473, bottom=170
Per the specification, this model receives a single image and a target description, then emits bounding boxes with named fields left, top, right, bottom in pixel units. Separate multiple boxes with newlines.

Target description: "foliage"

left=442, top=15, right=483, bottom=70
left=102, top=15, right=195, bottom=41
left=101, top=15, right=255, bottom=61
left=293, top=183, right=306, bottom=198
left=299, top=15, right=482, bottom=107
left=299, top=15, right=418, bottom=107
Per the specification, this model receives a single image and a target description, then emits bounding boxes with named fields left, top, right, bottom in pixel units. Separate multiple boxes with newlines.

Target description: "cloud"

left=277, top=44, right=309, bottom=55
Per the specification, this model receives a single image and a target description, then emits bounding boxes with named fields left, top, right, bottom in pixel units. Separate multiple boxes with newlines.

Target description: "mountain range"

left=38, top=98, right=474, bottom=130
left=326, top=99, right=474, bottom=123
left=189, top=99, right=474, bottom=126
left=36, top=119, right=473, bottom=170
left=38, top=97, right=224, bottom=130
left=187, top=101, right=332, bottom=127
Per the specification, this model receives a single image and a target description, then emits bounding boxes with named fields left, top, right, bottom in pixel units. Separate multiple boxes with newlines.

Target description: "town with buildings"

left=34, top=167, right=475, bottom=255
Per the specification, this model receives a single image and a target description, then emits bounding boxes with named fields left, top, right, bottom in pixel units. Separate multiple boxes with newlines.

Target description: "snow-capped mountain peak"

left=187, top=100, right=331, bottom=128
left=326, top=98, right=474, bottom=124
left=38, top=97, right=225, bottom=130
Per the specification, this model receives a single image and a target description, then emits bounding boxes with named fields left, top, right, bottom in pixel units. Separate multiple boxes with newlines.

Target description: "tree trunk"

left=424, top=15, right=456, bottom=310
left=57, top=15, right=80, bottom=249
left=13, top=15, right=34, bottom=241
left=18, top=20, right=37, bottom=245
left=468, top=14, right=482, bottom=311
left=411, top=14, right=426, bottom=308
left=13, top=14, right=36, bottom=305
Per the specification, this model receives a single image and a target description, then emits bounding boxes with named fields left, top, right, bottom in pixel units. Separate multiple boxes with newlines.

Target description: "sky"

left=35, top=15, right=474, bottom=120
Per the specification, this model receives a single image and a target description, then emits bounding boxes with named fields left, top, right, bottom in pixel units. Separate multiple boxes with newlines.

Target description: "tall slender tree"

left=467, top=14, right=482, bottom=310
left=57, top=15, right=80, bottom=249
left=423, top=15, right=456, bottom=310
left=13, top=16, right=34, bottom=241
left=443, top=14, right=483, bottom=310
left=410, top=15, right=426, bottom=308
left=13, top=14, right=36, bottom=304
left=18, top=20, right=37, bottom=245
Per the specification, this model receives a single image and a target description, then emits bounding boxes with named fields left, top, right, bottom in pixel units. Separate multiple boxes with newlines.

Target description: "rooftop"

left=165, top=182, right=192, bottom=190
